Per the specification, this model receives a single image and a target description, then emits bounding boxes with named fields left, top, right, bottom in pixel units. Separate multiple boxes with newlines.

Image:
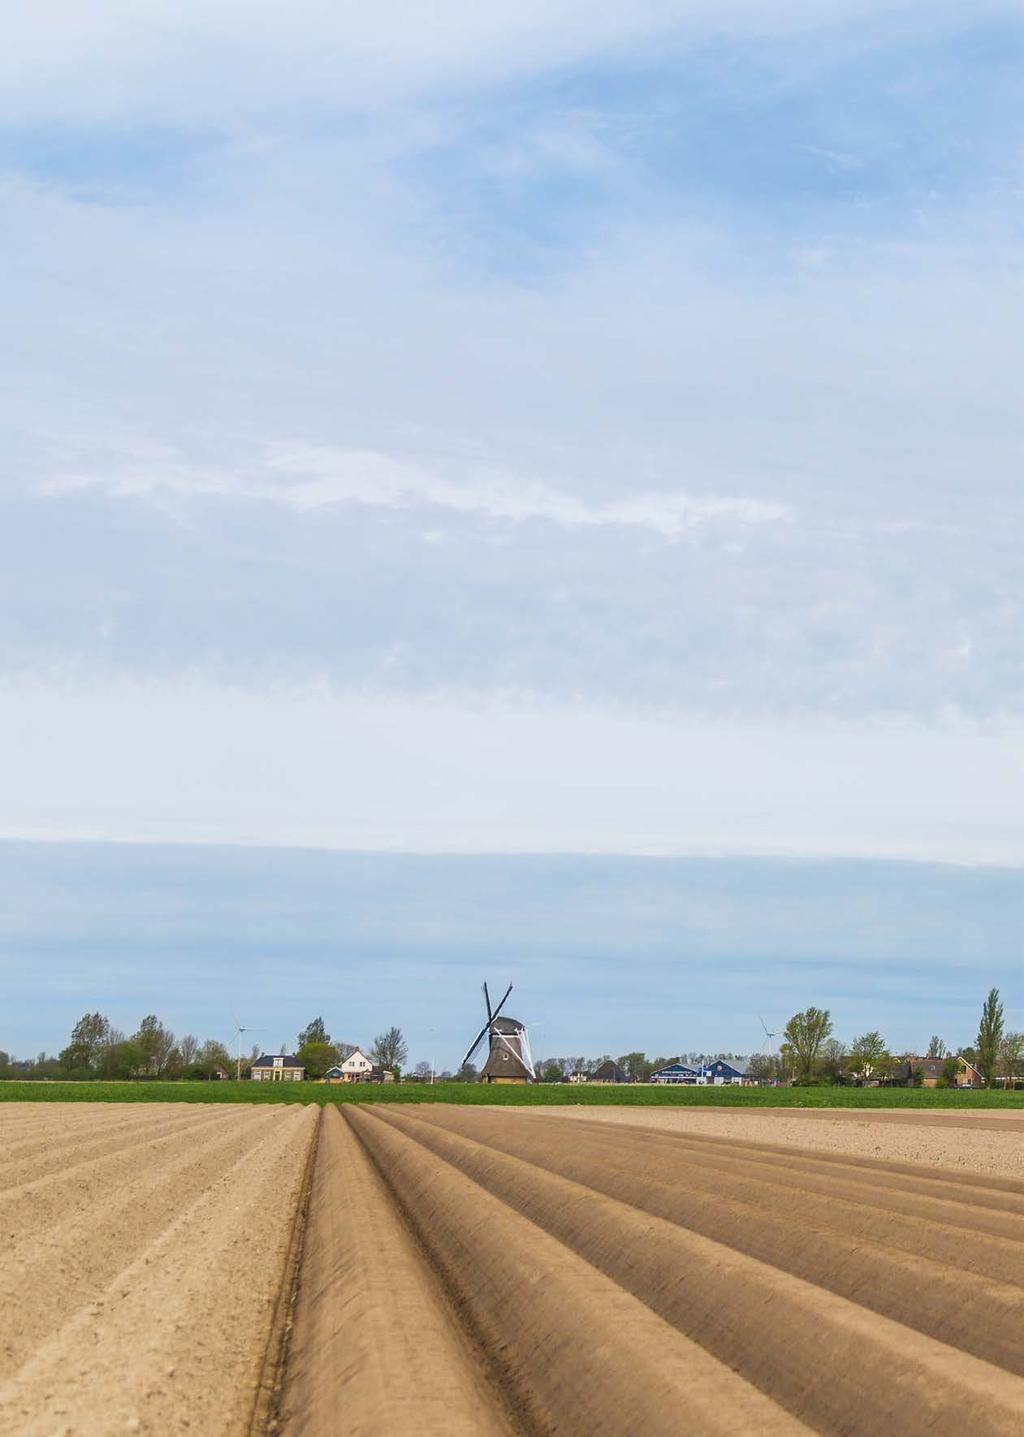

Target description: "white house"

left=323, top=1048, right=375, bottom=1083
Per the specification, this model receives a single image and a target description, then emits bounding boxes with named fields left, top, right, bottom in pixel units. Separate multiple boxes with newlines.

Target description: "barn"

left=649, top=1061, right=699, bottom=1084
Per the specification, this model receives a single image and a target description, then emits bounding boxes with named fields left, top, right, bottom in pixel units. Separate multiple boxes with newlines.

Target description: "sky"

left=2, top=2, right=1022, bottom=1061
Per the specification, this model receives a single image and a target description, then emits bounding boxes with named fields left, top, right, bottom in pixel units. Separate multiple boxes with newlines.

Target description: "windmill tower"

left=461, top=982, right=535, bottom=1083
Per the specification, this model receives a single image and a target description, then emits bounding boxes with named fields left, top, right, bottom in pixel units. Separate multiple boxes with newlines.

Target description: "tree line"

left=3, top=988, right=1018, bottom=1086
left=0, top=1014, right=412, bottom=1082
left=770, top=989, right=1022, bottom=1087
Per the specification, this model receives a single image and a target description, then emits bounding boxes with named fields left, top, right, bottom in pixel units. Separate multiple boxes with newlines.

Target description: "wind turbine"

left=232, top=1017, right=266, bottom=1082
left=757, top=1014, right=778, bottom=1085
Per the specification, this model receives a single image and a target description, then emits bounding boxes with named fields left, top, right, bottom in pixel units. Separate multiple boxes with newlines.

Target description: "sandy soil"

left=0, top=1101, right=317, bottom=1437
left=287, top=1103, right=1024, bottom=1437
left=7, top=1101, right=1024, bottom=1436
left=516, top=1102, right=1024, bottom=1179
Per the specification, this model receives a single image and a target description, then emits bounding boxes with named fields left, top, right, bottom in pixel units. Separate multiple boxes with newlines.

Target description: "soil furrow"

left=0, top=1107, right=285, bottom=1382
left=0, top=1104, right=317, bottom=1437
left=400, top=1104, right=1024, bottom=1371
left=279, top=1106, right=521, bottom=1437
left=346, top=1104, right=813, bottom=1437
left=367, top=1106, right=1024, bottom=1436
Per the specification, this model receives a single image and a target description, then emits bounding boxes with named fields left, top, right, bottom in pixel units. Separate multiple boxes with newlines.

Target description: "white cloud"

left=1, top=678, right=1022, bottom=865
left=45, top=443, right=788, bottom=537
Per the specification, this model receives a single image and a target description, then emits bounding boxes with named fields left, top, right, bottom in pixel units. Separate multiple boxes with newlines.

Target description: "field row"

left=5, top=1102, right=1024, bottom=1435
left=283, top=1104, right=1024, bottom=1436
left=0, top=1102, right=316, bottom=1436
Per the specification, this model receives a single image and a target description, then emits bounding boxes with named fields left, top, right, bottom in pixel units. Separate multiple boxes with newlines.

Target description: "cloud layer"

left=1, top=2, right=1022, bottom=861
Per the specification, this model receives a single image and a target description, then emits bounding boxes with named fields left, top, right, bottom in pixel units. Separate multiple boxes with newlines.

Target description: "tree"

left=976, top=988, right=1004, bottom=1087
left=178, top=1034, right=200, bottom=1067
left=998, top=1031, right=1024, bottom=1085
left=540, top=1060, right=563, bottom=1083
left=782, top=1007, right=833, bottom=1082
left=59, top=1012, right=112, bottom=1077
left=926, top=1035, right=945, bottom=1058
left=413, top=1060, right=433, bottom=1081
left=746, top=1052, right=782, bottom=1084
left=616, top=1052, right=650, bottom=1083
left=193, top=1039, right=233, bottom=1079
left=298, top=1017, right=330, bottom=1048
left=297, top=1040, right=340, bottom=1080
left=0, top=1050, right=12, bottom=1080
left=371, top=1027, right=408, bottom=1073
left=455, top=1062, right=479, bottom=1082
left=819, top=1038, right=848, bottom=1084
left=133, top=1015, right=176, bottom=1078
left=848, top=1032, right=888, bottom=1083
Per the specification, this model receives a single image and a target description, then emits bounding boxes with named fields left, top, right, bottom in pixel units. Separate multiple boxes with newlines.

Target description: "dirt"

left=5, top=1100, right=1024, bottom=1436
left=516, top=1101, right=1024, bottom=1178
left=0, top=1101, right=317, bottom=1437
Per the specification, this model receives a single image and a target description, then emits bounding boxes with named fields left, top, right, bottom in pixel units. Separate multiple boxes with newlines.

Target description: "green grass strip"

left=2, top=1080, right=1023, bottom=1107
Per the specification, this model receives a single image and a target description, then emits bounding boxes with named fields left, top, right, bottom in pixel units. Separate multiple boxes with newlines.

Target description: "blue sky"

left=1, top=2, right=1022, bottom=1057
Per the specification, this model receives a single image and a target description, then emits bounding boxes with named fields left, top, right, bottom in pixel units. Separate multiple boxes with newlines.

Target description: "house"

left=251, top=1054, right=305, bottom=1082
left=891, top=1056, right=947, bottom=1089
left=322, top=1048, right=375, bottom=1082
left=955, top=1056, right=984, bottom=1089
left=705, top=1059, right=749, bottom=1086
left=589, top=1060, right=629, bottom=1084
left=649, top=1061, right=699, bottom=1084
left=567, top=1069, right=590, bottom=1083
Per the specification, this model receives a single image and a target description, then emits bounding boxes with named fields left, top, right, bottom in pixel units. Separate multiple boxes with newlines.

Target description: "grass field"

left=2, top=1079, right=1024, bottom=1107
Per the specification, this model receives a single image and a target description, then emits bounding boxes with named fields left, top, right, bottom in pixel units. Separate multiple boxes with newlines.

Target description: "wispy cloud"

left=44, top=444, right=788, bottom=537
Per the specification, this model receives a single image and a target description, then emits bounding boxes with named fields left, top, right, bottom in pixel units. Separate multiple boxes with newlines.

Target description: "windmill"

left=461, top=982, right=535, bottom=1083
left=232, top=1016, right=266, bottom=1082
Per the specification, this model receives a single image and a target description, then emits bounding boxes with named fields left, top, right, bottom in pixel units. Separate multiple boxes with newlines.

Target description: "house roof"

left=591, top=1060, right=628, bottom=1082
left=707, top=1059, right=747, bottom=1077
left=251, top=1054, right=303, bottom=1068
left=651, top=1062, right=698, bottom=1076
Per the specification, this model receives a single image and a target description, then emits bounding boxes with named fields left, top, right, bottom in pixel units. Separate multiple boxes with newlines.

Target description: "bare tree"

left=413, top=1060, right=432, bottom=1080
left=371, top=1027, right=408, bottom=1072
left=178, top=1034, right=200, bottom=1067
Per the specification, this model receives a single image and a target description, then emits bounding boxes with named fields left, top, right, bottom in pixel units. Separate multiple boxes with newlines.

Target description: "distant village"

left=2, top=987, right=1021, bottom=1090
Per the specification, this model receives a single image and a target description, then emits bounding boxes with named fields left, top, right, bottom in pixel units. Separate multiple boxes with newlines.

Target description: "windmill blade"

left=460, top=1019, right=492, bottom=1069
left=482, top=982, right=492, bottom=1021
left=489, top=983, right=513, bottom=1023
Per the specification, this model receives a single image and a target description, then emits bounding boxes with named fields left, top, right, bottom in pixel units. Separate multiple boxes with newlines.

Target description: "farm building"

left=589, top=1060, right=630, bottom=1084
left=705, top=1059, right=749, bottom=1085
left=250, top=1054, right=305, bottom=1082
left=649, top=1062, right=699, bottom=1084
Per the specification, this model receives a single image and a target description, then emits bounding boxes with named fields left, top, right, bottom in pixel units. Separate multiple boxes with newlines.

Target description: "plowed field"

left=4, top=1102, right=1024, bottom=1437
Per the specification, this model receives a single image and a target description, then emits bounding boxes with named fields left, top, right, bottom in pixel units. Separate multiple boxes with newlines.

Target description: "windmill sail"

left=462, top=982, right=535, bottom=1083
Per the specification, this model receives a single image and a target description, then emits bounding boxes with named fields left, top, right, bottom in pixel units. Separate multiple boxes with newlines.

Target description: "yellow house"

left=250, top=1053, right=305, bottom=1082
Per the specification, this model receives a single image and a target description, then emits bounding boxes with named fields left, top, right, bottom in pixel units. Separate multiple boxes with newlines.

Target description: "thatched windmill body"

left=461, top=983, right=535, bottom=1083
